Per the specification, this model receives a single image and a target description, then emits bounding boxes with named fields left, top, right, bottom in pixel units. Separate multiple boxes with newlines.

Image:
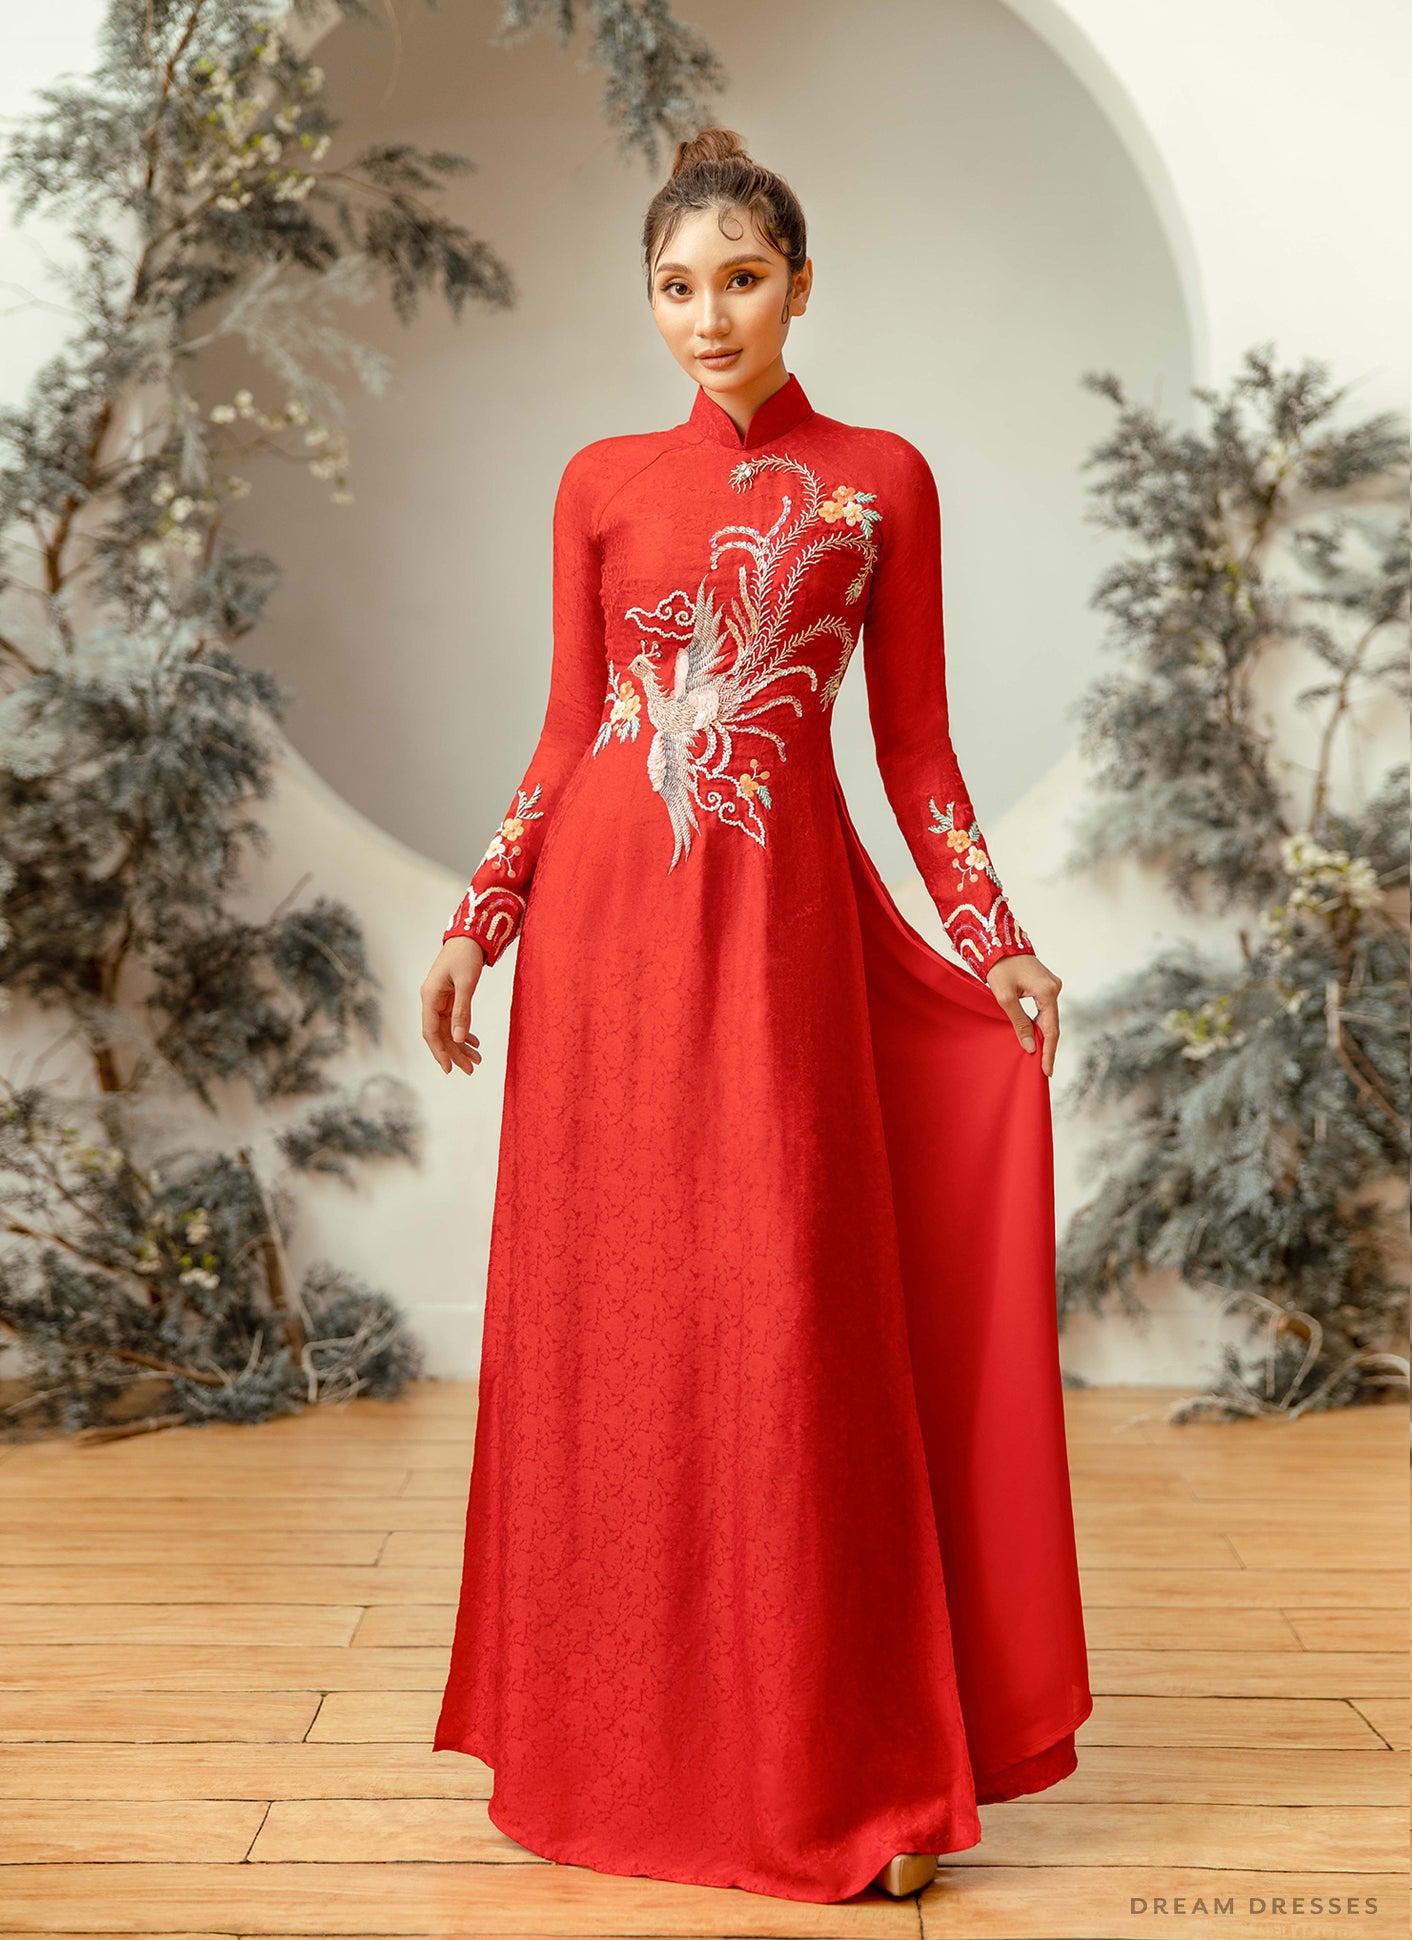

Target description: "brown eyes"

left=659, top=272, right=761, bottom=298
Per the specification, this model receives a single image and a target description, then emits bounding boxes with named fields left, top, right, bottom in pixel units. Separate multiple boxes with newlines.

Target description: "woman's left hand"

left=985, top=953, right=1061, bottom=1076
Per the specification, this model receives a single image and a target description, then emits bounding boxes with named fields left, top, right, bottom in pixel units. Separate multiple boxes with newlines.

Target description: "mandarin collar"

left=687, top=371, right=815, bottom=450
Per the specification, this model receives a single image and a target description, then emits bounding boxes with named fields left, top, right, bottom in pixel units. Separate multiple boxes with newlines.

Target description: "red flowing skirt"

left=434, top=741, right=1092, bottom=1902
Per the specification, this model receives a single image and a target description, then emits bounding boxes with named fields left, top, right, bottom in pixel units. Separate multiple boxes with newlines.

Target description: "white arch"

left=998, top=0, right=1209, bottom=379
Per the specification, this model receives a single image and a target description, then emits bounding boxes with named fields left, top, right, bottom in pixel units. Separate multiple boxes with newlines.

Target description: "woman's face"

left=648, top=203, right=811, bottom=400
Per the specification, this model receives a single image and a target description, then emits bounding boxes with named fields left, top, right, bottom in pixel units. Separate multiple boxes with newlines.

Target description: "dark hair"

left=642, top=126, right=807, bottom=311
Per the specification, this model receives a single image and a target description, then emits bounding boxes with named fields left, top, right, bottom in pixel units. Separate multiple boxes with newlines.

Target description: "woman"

left=421, top=126, right=1091, bottom=1906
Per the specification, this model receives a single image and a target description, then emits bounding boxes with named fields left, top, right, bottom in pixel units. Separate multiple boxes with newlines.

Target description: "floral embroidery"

left=928, top=796, right=1003, bottom=890
left=737, top=757, right=772, bottom=807
left=818, top=483, right=881, bottom=537
left=480, top=782, right=545, bottom=880
left=612, top=457, right=881, bottom=867
left=592, top=661, right=642, bottom=753
left=927, top=796, right=1033, bottom=970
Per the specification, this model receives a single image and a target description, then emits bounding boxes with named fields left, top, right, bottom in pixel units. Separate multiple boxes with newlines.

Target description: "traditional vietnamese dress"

left=432, top=370, right=1092, bottom=1903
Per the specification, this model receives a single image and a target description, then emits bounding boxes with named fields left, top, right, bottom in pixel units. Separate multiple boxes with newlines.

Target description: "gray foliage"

left=1059, top=349, right=1410, bottom=1421
left=0, top=0, right=723, bottom=1439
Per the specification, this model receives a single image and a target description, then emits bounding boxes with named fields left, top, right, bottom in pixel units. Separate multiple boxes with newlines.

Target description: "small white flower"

left=303, top=65, right=324, bottom=91
left=304, top=426, right=329, bottom=447
left=138, top=541, right=164, bottom=568
left=151, top=479, right=176, bottom=504
left=285, top=399, right=308, bottom=425
left=179, top=1267, right=221, bottom=1291
left=225, top=475, right=252, bottom=499
left=331, top=487, right=354, bottom=505
left=234, top=389, right=255, bottom=414
left=209, top=403, right=237, bottom=424
left=169, top=496, right=194, bottom=522
left=309, top=133, right=331, bottom=162
left=257, top=133, right=282, bottom=161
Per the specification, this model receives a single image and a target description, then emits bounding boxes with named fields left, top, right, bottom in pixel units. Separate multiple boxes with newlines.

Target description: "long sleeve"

left=861, top=436, right=1035, bottom=979
left=442, top=446, right=607, bottom=964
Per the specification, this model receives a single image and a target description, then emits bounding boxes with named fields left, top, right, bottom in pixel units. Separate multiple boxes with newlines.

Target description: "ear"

left=791, top=257, right=813, bottom=314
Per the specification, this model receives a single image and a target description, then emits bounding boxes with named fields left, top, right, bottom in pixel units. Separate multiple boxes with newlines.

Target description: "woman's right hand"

left=421, top=937, right=486, bottom=1076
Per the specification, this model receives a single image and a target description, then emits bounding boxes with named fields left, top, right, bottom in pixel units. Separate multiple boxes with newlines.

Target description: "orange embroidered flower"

left=737, top=758, right=772, bottom=806
left=818, top=483, right=880, bottom=536
left=818, top=485, right=860, bottom=524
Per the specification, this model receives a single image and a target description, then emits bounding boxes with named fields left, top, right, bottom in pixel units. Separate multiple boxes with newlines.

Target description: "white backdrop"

left=1, top=1, right=1407, bottom=1381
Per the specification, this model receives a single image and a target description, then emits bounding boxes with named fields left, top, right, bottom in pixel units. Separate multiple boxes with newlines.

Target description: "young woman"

left=421, top=126, right=1091, bottom=1907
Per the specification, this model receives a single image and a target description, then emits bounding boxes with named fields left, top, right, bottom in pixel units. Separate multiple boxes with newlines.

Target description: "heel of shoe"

left=873, top=1853, right=939, bottom=1896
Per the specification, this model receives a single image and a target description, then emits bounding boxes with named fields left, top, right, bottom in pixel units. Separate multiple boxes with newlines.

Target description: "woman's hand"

left=421, top=937, right=486, bottom=1076
left=985, top=953, right=1061, bottom=1077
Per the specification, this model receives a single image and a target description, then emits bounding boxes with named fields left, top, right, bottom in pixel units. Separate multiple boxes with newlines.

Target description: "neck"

left=704, top=358, right=791, bottom=439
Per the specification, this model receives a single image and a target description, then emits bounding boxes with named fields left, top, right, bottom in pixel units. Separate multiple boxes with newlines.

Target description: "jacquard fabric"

left=433, top=372, right=1092, bottom=1904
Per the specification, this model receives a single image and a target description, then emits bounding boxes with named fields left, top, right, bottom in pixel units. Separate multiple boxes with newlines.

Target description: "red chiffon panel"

left=836, top=763, right=1092, bottom=1796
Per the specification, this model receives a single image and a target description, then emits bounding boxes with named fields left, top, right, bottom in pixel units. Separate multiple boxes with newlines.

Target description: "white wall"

left=2, top=2, right=1405, bottom=1383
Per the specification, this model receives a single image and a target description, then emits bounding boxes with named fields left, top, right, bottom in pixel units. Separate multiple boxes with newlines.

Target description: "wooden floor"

left=0, top=1382, right=1405, bottom=1938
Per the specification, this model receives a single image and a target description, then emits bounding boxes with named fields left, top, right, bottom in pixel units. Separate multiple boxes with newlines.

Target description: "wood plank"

left=0, top=1863, right=921, bottom=1935
left=1046, top=1745, right=1403, bottom=1806
left=1076, top=1695, right=1389, bottom=1749
left=1348, top=1700, right=1408, bottom=1750
left=1287, top=1610, right=1408, bottom=1652
left=0, top=1741, right=490, bottom=1800
left=250, top=1797, right=514, bottom=1862
left=0, top=1605, right=363, bottom=1647
left=1226, top=1530, right=1404, bottom=1571
left=0, top=1531, right=386, bottom=1567
left=0, top=1467, right=414, bottom=1499
left=0, top=1646, right=449, bottom=1693
left=306, top=1690, right=440, bottom=1741
left=352, top=1606, right=455, bottom=1648
left=1085, top=1650, right=1404, bottom=1698
left=946, top=1801, right=1404, bottom=1870
left=0, top=1692, right=320, bottom=1743
left=1077, top=1568, right=1406, bottom=1608
left=0, top=1568, right=461, bottom=1604
left=2, top=1799, right=266, bottom=1862
left=1079, top=1608, right=1299, bottom=1650
left=0, top=1498, right=463, bottom=1533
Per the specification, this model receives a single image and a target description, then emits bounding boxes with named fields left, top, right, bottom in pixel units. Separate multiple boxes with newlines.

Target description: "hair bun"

left=670, top=126, right=751, bottom=178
